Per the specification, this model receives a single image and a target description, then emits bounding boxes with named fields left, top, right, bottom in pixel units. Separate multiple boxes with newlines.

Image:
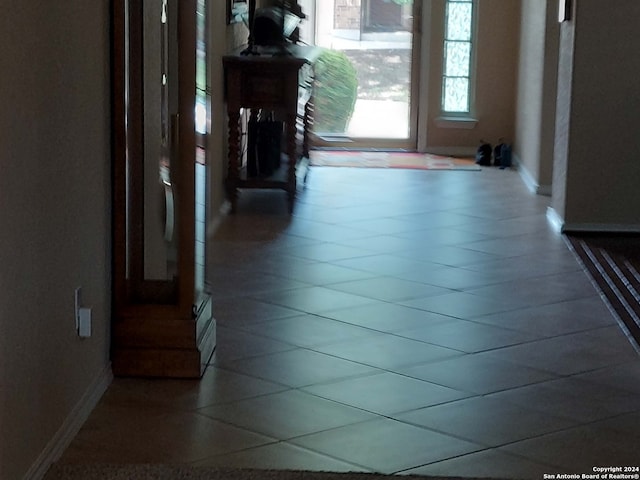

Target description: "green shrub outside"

left=313, top=49, right=358, bottom=134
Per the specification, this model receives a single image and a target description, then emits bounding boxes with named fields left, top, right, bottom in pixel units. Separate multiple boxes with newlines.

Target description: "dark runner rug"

left=566, top=233, right=640, bottom=350
left=44, top=465, right=511, bottom=480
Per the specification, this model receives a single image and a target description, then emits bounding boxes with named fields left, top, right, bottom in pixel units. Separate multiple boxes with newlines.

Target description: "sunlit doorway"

left=302, top=0, right=420, bottom=149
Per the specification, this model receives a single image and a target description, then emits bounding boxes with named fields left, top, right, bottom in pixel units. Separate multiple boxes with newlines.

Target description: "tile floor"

left=57, top=166, right=640, bottom=479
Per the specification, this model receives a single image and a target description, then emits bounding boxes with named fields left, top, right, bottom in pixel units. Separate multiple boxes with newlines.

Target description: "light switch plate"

left=78, top=308, right=92, bottom=338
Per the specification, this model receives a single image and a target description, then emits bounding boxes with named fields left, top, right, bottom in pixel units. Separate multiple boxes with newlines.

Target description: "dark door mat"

left=566, top=233, right=640, bottom=350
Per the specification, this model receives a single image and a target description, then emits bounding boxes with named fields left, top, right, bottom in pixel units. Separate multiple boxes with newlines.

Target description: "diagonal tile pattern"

left=56, top=167, right=640, bottom=479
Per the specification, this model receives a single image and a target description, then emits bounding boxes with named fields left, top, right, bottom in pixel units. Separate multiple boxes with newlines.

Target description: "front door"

left=308, top=0, right=421, bottom=149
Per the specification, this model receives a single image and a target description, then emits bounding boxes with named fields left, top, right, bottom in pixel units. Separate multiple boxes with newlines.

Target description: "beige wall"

left=423, top=0, right=521, bottom=152
left=0, top=2, right=239, bottom=476
left=0, top=1, right=112, bottom=479
left=515, top=0, right=545, bottom=181
left=9, top=0, right=639, bottom=476
left=537, top=2, right=560, bottom=193
left=550, top=0, right=575, bottom=224
left=552, top=0, right=640, bottom=230
left=514, top=0, right=559, bottom=194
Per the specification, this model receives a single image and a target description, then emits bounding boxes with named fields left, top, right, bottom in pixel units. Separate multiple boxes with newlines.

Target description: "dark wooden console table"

left=223, top=45, right=320, bottom=213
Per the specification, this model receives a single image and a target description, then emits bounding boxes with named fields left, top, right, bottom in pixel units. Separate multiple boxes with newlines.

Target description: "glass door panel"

left=194, top=0, right=208, bottom=306
left=119, top=0, right=203, bottom=305
left=142, top=0, right=177, bottom=285
left=112, top=0, right=216, bottom=378
left=121, top=0, right=179, bottom=304
left=312, top=0, right=418, bottom=148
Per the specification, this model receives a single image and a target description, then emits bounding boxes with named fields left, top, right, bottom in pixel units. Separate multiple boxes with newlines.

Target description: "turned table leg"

left=303, top=95, right=314, bottom=159
left=286, top=113, right=297, bottom=213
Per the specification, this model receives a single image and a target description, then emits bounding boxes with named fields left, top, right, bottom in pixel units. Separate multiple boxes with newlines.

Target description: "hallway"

left=56, top=166, right=640, bottom=479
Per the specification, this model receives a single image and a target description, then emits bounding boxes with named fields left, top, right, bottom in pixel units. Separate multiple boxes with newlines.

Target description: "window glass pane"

left=443, top=77, right=469, bottom=112
left=445, top=41, right=470, bottom=77
left=443, top=0, right=473, bottom=113
left=447, top=2, right=472, bottom=41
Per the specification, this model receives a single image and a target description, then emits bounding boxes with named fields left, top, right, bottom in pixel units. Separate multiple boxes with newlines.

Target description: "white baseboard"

left=546, top=207, right=640, bottom=233
left=206, top=201, right=231, bottom=238
left=513, top=154, right=552, bottom=196
left=561, top=223, right=640, bottom=234
left=518, top=164, right=536, bottom=193
left=546, top=207, right=565, bottom=233
left=25, top=364, right=113, bottom=480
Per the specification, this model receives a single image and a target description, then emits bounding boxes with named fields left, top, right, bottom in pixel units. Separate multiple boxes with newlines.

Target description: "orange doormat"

left=309, top=150, right=480, bottom=170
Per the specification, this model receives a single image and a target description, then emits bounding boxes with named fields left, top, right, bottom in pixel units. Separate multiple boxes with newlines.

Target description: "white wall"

left=0, top=1, right=112, bottom=478
left=552, top=0, right=640, bottom=231
left=515, top=0, right=545, bottom=190
left=514, top=0, right=559, bottom=195
left=537, top=2, right=560, bottom=193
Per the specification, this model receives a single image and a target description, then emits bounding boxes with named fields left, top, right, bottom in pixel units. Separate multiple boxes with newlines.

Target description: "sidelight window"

left=442, top=0, right=475, bottom=114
